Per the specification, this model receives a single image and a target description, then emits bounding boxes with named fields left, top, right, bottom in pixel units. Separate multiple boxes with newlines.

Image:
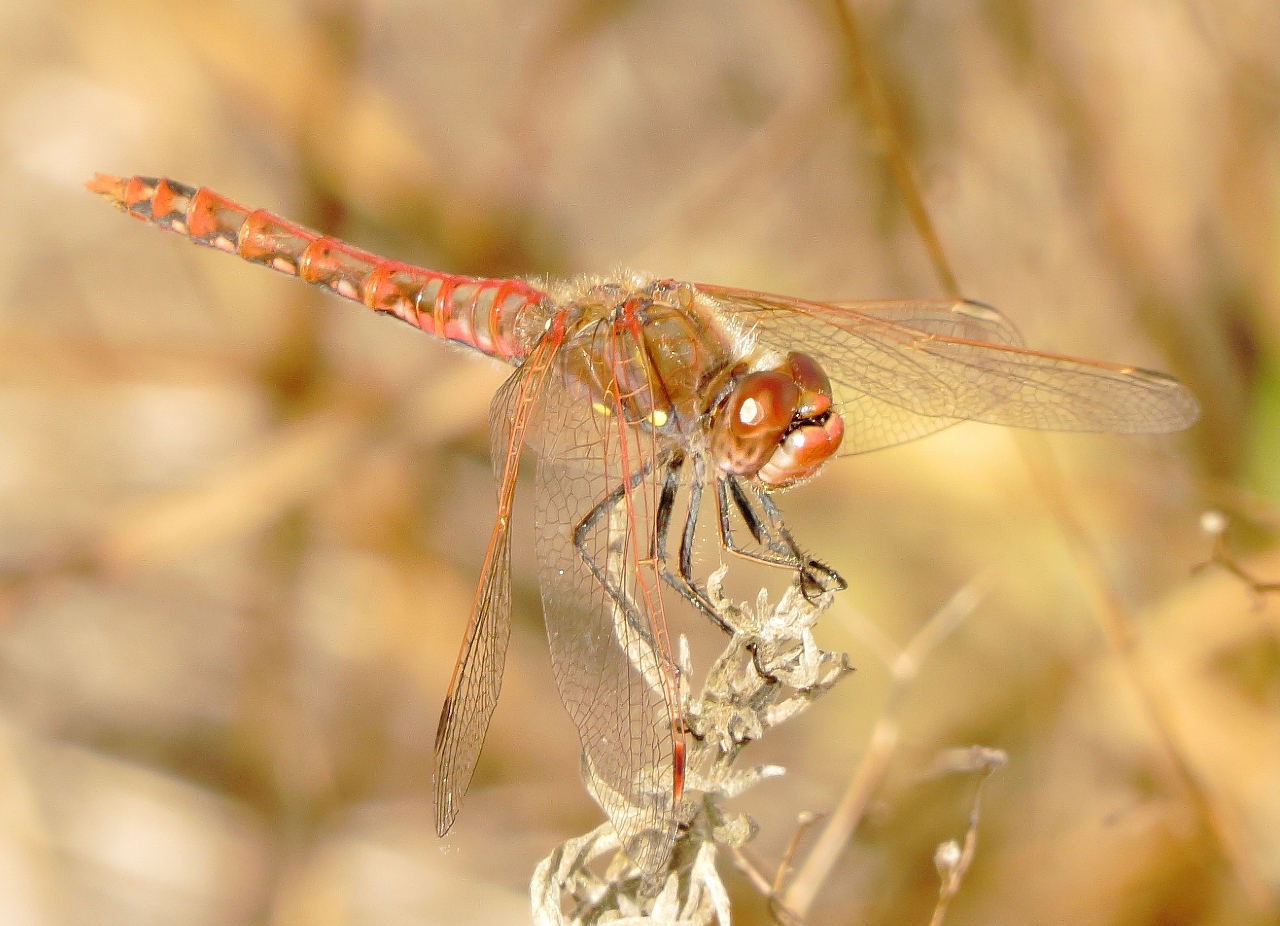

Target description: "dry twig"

left=777, top=575, right=993, bottom=921
left=826, top=0, right=1270, bottom=909
left=531, top=568, right=850, bottom=924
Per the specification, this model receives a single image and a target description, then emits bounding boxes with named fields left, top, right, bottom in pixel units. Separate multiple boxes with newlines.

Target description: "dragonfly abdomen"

left=88, top=174, right=547, bottom=363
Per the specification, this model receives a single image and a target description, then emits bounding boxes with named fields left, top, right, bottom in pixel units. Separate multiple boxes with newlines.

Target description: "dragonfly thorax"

left=552, top=277, right=739, bottom=438
left=550, top=276, right=846, bottom=487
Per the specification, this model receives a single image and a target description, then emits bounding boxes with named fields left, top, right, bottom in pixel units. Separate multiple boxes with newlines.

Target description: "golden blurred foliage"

left=0, top=0, right=1277, bottom=923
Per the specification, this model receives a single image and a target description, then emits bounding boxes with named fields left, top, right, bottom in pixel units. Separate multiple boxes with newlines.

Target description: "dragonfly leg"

left=571, top=453, right=667, bottom=651
left=571, top=451, right=842, bottom=641
left=716, top=477, right=845, bottom=600
left=652, top=452, right=736, bottom=633
left=574, top=449, right=733, bottom=635
left=754, top=487, right=845, bottom=598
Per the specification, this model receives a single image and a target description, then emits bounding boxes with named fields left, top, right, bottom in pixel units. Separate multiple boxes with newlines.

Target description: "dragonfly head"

left=709, top=351, right=844, bottom=488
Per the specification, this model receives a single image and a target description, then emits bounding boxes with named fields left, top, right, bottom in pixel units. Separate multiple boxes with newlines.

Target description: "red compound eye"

left=786, top=351, right=833, bottom=419
left=710, top=370, right=800, bottom=476
left=756, top=412, right=845, bottom=488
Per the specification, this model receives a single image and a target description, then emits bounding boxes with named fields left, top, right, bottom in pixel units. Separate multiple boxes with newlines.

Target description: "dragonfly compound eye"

left=756, top=411, right=844, bottom=488
left=746, top=352, right=843, bottom=488
left=710, top=370, right=800, bottom=476
left=785, top=351, right=834, bottom=419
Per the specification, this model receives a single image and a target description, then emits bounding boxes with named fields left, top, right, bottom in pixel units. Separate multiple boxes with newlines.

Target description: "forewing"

left=699, top=285, right=1199, bottom=454
left=433, top=335, right=559, bottom=838
left=822, top=298, right=1022, bottom=452
left=529, top=328, right=681, bottom=873
left=828, top=298, right=1027, bottom=348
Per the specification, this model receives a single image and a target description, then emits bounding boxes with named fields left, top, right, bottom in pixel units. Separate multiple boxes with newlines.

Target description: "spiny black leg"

left=678, top=474, right=702, bottom=595
left=574, top=450, right=842, bottom=645
left=575, top=449, right=735, bottom=638
left=717, top=477, right=845, bottom=599
left=653, top=449, right=681, bottom=564
left=756, top=490, right=846, bottom=597
left=651, top=453, right=731, bottom=630
left=716, top=478, right=802, bottom=569
left=725, top=478, right=773, bottom=549
left=572, top=454, right=663, bottom=647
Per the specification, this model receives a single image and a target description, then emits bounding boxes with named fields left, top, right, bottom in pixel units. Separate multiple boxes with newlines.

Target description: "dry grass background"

left=0, top=0, right=1277, bottom=923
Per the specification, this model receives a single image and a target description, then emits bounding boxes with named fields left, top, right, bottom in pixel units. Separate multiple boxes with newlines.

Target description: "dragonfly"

left=88, top=173, right=1199, bottom=871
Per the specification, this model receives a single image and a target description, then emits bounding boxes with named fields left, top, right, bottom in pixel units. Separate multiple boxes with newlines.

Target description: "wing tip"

left=1169, top=391, right=1202, bottom=432
left=432, top=744, right=465, bottom=838
left=433, top=784, right=458, bottom=838
left=1134, top=369, right=1201, bottom=433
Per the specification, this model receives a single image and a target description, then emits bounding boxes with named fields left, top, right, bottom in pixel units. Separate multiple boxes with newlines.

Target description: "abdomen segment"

left=88, top=174, right=547, bottom=363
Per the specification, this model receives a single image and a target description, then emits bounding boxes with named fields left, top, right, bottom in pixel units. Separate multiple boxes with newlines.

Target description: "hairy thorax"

left=543, top=275, right=742, bottom=441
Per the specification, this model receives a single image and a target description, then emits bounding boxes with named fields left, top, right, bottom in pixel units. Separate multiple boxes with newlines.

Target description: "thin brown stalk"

left=823, top=0, right=960, bottom=301
left=1018, top=435, right=1273, bottom=908
left=828, top=0, right=1271, bottom=909
left=1194, top=511, right=1280, bottom=603
left=97, top=411, right=367, bottom=574
left=777, top=575, right=992, bottom=920
left=926, top=747, right=1005, bottom=926
left=631, top=90, right=837, bottom=266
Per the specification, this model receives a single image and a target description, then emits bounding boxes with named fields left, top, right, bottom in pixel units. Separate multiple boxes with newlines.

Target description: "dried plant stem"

left=926, top=748, right=1006, bottom=926
left=824, top=0, right=960, bottom=301
left=1019, top=436, right=1273, bottom=909
left=532, top=571, right=850, bottom=924
left=778, top=575, right=992, bottom=920
left=634, top=88, right=835, bottom=264
left=99, top=412, right=367, bottom=573
left=1194, top=511, right=1280, bottom=602
left=830, top=0, right=1271, bottom=909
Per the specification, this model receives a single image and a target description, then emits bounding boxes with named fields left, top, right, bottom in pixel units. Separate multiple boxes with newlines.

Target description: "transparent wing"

left=433, top=333, right=560, bottom=837
left=828, top=298, right=1027, bottom=347
left=698, top=284, right=1199, bottom=455
left=819, top=298, right=1024, bottom=452
left=528, top=325, right=682, bottom=874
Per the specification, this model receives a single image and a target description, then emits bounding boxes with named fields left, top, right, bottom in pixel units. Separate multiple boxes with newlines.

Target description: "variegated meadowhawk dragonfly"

left=89, top=173, right=1198, bottom=871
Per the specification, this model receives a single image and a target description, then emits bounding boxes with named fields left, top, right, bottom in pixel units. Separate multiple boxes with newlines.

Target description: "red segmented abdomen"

left=87, top=174, right=547, bottom=363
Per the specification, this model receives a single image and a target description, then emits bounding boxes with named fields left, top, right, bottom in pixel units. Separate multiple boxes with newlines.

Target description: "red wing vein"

left=433, top=332, right=560, bottom=837
left=531, top=322, right=680, bottom=872
left=699, top=285, right=1198, bottom=448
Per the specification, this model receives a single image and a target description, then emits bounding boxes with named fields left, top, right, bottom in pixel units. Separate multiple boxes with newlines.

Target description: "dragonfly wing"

left=828, top=298, right=1027, bottom=348
left=831, top=395, right=962, bottom=455
left=814, top=300, right=1027, bottom=452
left=530, top=338, right=681, bottom=873
left=433, top=334, right=560, bottom=837
left=700, top=286, right=1198, bottom=452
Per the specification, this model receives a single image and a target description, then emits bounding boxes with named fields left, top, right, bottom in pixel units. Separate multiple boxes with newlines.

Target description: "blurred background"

left=0, top=0, right=1277, bottom=923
